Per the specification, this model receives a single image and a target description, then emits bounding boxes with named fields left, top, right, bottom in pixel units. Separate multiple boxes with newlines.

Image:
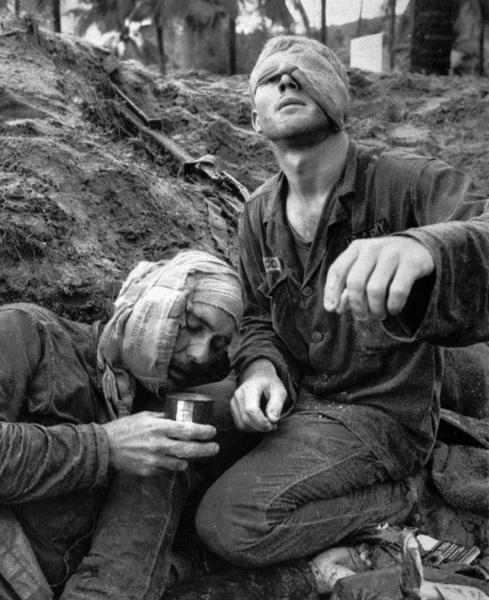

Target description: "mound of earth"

left=1, top=11, right=489, bottom=323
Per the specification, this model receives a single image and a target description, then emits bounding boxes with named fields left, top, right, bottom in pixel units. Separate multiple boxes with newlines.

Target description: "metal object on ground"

left=166, top=392, right=215, bottom=425
left=401, top=532, right=423, bottom=599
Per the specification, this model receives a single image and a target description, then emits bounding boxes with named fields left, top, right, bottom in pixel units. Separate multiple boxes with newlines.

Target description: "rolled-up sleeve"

left=391, top=211, right=489, bottom=346
left=385, top=159, right=489, bottom=345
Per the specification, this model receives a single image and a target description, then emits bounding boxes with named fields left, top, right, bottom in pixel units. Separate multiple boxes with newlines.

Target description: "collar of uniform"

left=326, top=140, right=358, bottom=226
left=337, top=139, right=359, bottom=199
left=263, top=171, right=286, bottom=224
left=262, top=139, right=360, bottom=238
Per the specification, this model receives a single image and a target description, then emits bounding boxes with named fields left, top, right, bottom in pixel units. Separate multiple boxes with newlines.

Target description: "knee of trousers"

left=195, top=486, right=272, bottom=568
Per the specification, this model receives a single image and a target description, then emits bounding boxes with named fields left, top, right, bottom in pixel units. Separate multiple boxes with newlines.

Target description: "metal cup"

left=165, top=392, right=215, bottom=425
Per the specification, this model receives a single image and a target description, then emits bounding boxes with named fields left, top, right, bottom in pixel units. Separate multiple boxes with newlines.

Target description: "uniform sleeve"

left=232, top=206, right=300, bottom=398
left=385, top=159, right=489, bottom=345
left=0, top=308, right=110, bottom=504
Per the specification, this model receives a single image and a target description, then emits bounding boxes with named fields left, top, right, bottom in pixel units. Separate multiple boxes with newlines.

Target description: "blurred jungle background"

left=3, top=0, right=489, bottom=76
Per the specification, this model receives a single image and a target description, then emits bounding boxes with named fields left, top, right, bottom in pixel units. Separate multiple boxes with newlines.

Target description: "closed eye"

left=185, top=313, right=202, bottom=331
left=266, top=74, right=281, bottom=84
left=212, top=336, right=230, bottom=352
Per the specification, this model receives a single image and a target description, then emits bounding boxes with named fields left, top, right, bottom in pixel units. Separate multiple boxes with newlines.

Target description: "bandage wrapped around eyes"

left=249, top=35, right=351, bottom=131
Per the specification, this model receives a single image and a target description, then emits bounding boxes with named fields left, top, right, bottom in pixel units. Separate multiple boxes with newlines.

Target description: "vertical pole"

left=479, top=0, right=485, bottom=75
left=52, top=0, right=61, bottom=32
left=229, top=15, right=236, bottom=75
left=320, top=0, right=327, bottom=44
left=411, top=0, right=456, bottom=74
left=389, top=0, right=397, bottom=70
left=356, top=0, right=364, bottom=37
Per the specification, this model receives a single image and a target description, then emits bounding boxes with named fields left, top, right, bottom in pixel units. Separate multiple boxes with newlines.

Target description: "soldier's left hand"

left=323, top=236, right=435, bottom=320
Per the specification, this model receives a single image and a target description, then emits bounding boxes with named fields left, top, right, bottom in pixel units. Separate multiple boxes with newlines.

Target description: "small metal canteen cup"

left=165, top=392, right=215, bottom=425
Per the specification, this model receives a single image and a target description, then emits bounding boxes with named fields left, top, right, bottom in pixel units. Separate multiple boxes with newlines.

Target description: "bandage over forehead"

left=97, top=250, right=242, bottom=409
left=250, top=36, right=351, bottom=131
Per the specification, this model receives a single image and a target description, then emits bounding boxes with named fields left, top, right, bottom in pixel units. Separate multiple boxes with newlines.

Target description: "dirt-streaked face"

left=166, top=301, right=236, bottom=391
left=252, top=72, right=332, bottom=146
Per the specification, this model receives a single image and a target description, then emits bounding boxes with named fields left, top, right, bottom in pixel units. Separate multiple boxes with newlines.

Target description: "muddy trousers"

left=196, top=413, right=416, bottom=567
left=0, top=471, right=186, bottom=600
left=59, top=471, right=185, bottom=600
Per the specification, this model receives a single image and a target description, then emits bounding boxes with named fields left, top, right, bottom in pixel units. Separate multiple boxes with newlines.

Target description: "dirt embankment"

left=1, top=12, right=489, bottom=322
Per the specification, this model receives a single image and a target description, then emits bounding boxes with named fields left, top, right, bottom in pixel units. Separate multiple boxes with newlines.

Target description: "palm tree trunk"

left=389, top=0, right=397, bottom=70
left=320, top=0, right=327, bottom=44
left=356, top=0, right=364, bottom=37
left=228, top=15, right=236, bottom=75
left=155, top=15, right=166, bottom=76
left=291, top=0, right=311, bottom=36
left=52, top=0, right=61, bottom=32
left=479, top=0, right=485, bottom=75
left=410, top=0, right=457, bottom=74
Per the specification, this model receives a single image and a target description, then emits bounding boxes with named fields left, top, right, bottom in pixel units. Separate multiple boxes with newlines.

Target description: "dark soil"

left=1, top=11, right=489, bottom=326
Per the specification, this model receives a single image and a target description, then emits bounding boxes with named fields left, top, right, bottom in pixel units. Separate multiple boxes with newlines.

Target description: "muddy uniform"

left=196, top=142, right=489, bottom=566
left=0, top=304, right=109, bottom=594
left=0, top=304, right=187, bottom=600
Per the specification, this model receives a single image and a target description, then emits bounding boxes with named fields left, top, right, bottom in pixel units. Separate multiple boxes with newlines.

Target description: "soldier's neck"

left=274, top=130, right=349, bottom=204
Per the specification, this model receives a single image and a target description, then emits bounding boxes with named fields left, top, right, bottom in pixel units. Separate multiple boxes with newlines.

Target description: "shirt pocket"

left=258, top=271, right=291, bottom=331
left=258, top=274, right=307, bottom=360
left=351, top=315, right=403, bottom=354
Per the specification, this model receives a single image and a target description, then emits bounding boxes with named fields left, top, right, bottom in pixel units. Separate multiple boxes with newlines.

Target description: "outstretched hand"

left=102, top=412, right=219, bottom=476
left=323, top=236, right=435, bottom=320
left=231, top=359, right=287, bottom=432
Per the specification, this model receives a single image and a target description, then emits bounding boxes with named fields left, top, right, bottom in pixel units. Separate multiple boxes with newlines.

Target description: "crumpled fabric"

left=0, top=507, right=52, bottom=600
left=431, top=441, right=489, bottom=513
left=430, top=583, right=489, bottom=600
left=97, top=250, right=242, bottom=409
left=330, top=565, right=489, bottom=600
left=249, top=35, right=351, bottom=131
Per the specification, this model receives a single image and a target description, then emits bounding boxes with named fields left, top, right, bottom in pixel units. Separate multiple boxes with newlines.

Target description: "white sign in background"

left=350, top=32, right=384, bottom=73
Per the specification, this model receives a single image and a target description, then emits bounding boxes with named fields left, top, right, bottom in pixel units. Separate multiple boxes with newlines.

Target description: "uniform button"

left=312, top=331, right=323, bottom=343
left=302, top=286, right=312, bottom=297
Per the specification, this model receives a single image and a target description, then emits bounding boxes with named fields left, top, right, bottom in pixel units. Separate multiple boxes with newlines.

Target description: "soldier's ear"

left=251, top=109, right=262, bottom=133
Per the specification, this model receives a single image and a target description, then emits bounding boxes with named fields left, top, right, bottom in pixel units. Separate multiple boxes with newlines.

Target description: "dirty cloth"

left=441, top=346, right=489, bottom=418
left=98, top=250, right=242, bottom=406
left=233, top=140, right=489, bottom=480
left=59, top=471, right=185, bottom=600
left=330, top=565, right=489, bottom=599
left=431, top=410, right=489, bottom=514
left=430, top=585, right=489, bottom=600
left=249, top=35, right=351, bottom=130
left=432, top=443, right=489, bottom=513
left=0, top=507, right=52, bottom=600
